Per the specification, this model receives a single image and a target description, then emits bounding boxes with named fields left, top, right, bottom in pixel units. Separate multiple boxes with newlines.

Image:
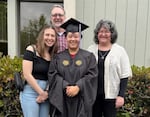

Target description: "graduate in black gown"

left=48, top=18, right=98, bottom=117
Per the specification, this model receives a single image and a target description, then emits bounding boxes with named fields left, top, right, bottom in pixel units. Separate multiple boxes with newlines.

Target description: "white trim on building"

left=7, top=0, right=19, bottom=57
left=64, top=0, right=76, bottom=20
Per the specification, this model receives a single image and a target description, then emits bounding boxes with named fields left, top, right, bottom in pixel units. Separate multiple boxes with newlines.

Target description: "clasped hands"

left=36, top=91, right=48, bottom=103
left=66, top=85, right=80, bottom=97
left=36, top=85, right=80, bottom=103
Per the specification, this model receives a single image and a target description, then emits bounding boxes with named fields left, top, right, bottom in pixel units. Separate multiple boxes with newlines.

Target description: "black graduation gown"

left=48, top=49, right=98, bottom=117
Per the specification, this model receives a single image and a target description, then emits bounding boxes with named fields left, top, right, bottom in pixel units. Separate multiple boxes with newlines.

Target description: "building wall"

left=76, top=0, right=150, bottom=67
left=7, top=0, right=150, bottom=67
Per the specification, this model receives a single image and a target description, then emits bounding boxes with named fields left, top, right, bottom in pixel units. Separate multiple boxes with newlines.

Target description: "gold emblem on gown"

left=62, top=60, right=69, bottom=66
left=75, top=60, right=82, bottom=66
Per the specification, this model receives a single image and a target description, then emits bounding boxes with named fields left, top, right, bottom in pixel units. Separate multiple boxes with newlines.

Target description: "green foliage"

left=118, top=65, right=150, bottom=117
left=0, top=55, right=150, bottom=117
left=0, top=56, right=23, bottom=116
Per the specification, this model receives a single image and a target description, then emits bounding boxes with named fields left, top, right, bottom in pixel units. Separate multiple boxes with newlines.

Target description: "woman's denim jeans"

left=20, top=80, right=49, bottom=117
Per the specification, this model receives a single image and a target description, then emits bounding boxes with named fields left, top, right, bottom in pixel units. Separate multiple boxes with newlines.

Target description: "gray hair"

left=50, top=4, right=65, bottom=15
left=93, top=19, right=118, bottom=44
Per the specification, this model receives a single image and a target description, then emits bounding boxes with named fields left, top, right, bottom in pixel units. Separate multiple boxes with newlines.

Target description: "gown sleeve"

left=76, top=53, right=98, bottom=110
left=48, top=55, right=69, bottom=114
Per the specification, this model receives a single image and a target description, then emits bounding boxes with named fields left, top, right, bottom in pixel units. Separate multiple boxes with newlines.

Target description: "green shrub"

left=0, top=55, right=150, bottom=117
left=0, top=56, right=23, bottom=117
left=118, top=65, right=150, bottom=117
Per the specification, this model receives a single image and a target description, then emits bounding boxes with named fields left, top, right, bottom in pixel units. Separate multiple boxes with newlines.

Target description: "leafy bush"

left=0, top=56, right=23, bottom=117
left=118, top=65, right=150, bottom=117
left=0, top=55, right=150, bottom=117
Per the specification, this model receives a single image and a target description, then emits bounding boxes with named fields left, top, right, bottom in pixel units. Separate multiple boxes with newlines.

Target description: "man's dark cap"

left=60, top=18, right=89, bottom=33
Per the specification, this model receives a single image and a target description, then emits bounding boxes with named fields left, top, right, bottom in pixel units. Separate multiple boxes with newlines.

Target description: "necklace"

left=98, top=50, right=109, bottom=59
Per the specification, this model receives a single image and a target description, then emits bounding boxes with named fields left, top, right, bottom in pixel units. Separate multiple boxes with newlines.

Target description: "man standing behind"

left=50, top=4, right=67, bottom=53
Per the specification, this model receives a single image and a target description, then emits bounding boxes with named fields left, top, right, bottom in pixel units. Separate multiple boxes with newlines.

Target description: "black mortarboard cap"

left=60, top=18, right=89, bottom=33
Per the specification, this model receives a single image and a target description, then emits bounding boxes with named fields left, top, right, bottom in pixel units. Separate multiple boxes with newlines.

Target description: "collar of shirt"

left=57, top=32, right=64, bottom=36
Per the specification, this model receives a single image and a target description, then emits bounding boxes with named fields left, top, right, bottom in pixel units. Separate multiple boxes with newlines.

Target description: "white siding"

left=134, top=0, right=149, bottom=66
left=125, top=0, right=138, bottom=66
left=145, top=0, right=150, bottom=66
left=76, top=0, right=150, bottom=67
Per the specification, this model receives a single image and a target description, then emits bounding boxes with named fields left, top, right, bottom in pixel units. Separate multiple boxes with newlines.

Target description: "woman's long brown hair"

left=35, top=25, right=58, bottom=59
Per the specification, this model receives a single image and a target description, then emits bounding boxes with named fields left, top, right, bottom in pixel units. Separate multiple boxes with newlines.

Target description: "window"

left=0, top=0, right=7, bottom=56
left=20, top=1, right=63, bottom=54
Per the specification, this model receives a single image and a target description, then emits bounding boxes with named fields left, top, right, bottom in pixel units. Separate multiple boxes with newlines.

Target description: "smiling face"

left=98, top=26, right=111, bottom=44
left=66, top=32, right=80, bottom=51
left=50, top=7, right=65, bottom=28
left=43, top=28, right=56, bottom=47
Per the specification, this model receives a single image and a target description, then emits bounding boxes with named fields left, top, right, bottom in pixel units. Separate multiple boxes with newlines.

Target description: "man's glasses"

left=51, top=14, right=64, bottom=17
